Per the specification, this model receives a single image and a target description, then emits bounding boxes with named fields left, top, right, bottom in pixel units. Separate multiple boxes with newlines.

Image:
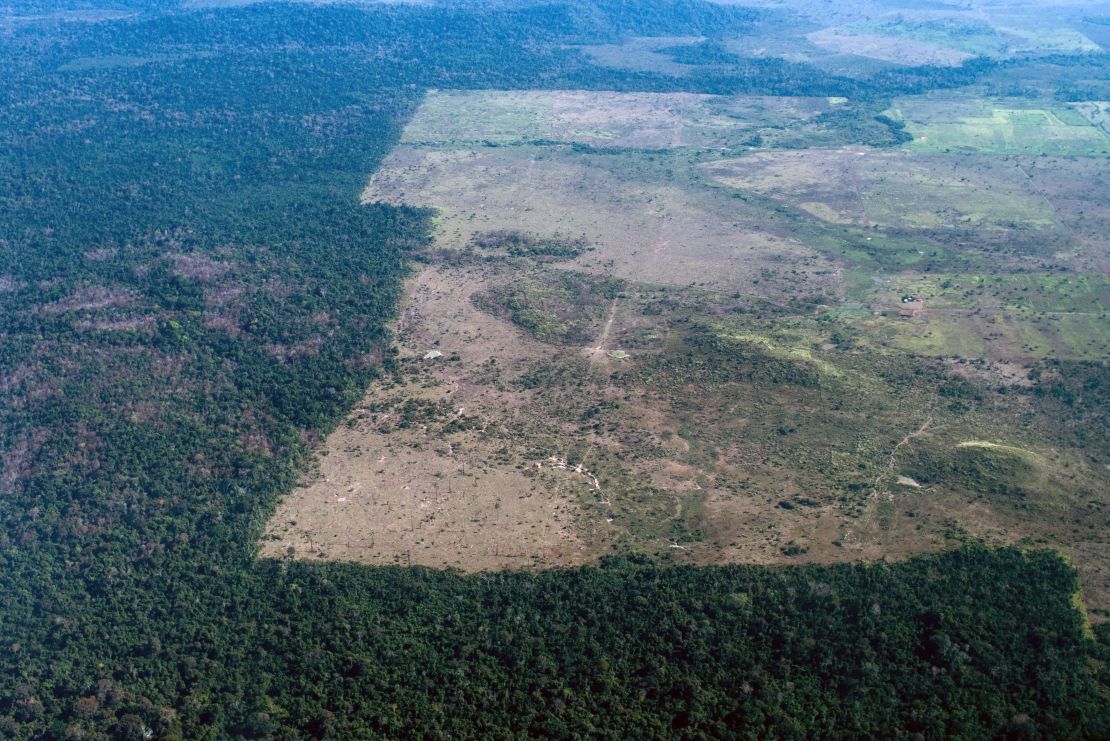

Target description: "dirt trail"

left=871, top=413, right=933, bottom=498
left=585, top=297, right=620, bottom=363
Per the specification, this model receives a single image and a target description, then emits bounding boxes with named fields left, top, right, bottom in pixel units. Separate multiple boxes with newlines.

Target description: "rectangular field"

left=887, top=95, right=1110, bottom=156
left=703, top=147, right=1057, bottom=230
left=401, top=88, right=831, bottom=149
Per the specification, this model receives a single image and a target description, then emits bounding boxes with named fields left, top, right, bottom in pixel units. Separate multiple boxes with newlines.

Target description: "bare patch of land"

left=368, top=103, right=839, bottom=297
left=262, top=262, right=605, bottom=569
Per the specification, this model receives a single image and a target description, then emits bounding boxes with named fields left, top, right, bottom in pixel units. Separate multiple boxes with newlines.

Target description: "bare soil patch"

left=262, top=262, right=604, bottom=570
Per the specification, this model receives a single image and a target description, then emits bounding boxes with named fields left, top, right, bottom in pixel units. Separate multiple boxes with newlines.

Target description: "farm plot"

left=886, top=95, right=1110, bottom=156
left=842, top=271, right=1110, bottom=361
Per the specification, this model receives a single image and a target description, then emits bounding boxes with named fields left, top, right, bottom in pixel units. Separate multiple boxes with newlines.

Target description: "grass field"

left=704, top=147, right=1058, bottom=230
left=840, top=270, right=1110, bottom=361
left=806, top=26, right=973, bottom=66
left=887, top=95, right=1110, bottom=156
left=848, top=13, right=1100, bottom=58
left=715, top=0, right=1103, bottom=67
left=400, top=89, right=831, bottom=149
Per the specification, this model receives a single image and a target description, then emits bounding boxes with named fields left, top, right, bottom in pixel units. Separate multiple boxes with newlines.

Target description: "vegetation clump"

left=905, top=442, right=1049, bottom=500
left=473, top=271, right=623, bottom=345
left=471, top=229, right=587, bottom=260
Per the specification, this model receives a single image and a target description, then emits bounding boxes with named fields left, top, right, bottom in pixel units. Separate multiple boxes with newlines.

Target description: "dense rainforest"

left=0, top=2, right=1107, bottom=738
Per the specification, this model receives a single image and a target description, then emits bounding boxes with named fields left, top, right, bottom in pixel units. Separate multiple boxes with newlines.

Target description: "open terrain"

left=704, top=147, right=1058, bottom=230
left=795, top=0, right=1103, bottom=66
left=807, top=26, right=975, bottom=67
left=262, top=261, right=602, bottom=570
left=265, top=89, right=1109, bottom=619
left=368, top=91, right=841, bottom=297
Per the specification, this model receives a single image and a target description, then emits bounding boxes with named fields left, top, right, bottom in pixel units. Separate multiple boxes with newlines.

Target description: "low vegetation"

left=470, top=229, right=587, bottom=260
left=474, top=270, right=623, bottom=345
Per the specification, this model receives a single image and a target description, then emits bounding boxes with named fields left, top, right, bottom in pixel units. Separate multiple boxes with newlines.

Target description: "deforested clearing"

left=267, top=89, right=1108, bottom=603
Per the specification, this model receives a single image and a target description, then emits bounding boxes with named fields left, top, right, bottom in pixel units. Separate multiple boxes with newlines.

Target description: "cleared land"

left=844, top=271, right=1110, bottom=360
left=262, top=263, right=601, bottom=570
left=703, top=147, right=1056, bottom=230
left=263, top=89, right=1108, bottom=618
left=887, top=95, right=1110, bottom=156
left=807, top=27, right=973, bottom=67
left=367, top=149, right=837, bottom=297
left=808, top=7, right=1101, bottom=66
left=400, top=88, right=831, bottom=149
left=703, top=144, right=1110, bottom=360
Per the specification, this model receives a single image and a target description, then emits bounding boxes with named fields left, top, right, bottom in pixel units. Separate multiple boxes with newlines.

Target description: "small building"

left=898, top=299, right=925, bottom=318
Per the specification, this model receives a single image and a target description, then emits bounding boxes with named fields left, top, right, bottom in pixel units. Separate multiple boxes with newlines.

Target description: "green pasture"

left=844, top=271, right=1109, bottom=360
left=887, top=96, right=1110, bottom=156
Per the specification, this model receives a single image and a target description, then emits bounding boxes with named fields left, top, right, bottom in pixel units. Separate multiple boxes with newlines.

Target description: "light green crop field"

left=887, top=95, right=1110, bottom=156
left=845, top=272, right=1110, bottom=360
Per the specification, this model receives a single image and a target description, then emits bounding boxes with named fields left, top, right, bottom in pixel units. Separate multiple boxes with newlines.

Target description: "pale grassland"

left=703, top=147, right=1057, bottom=230
left=401, top=88, right=830, bottom=149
